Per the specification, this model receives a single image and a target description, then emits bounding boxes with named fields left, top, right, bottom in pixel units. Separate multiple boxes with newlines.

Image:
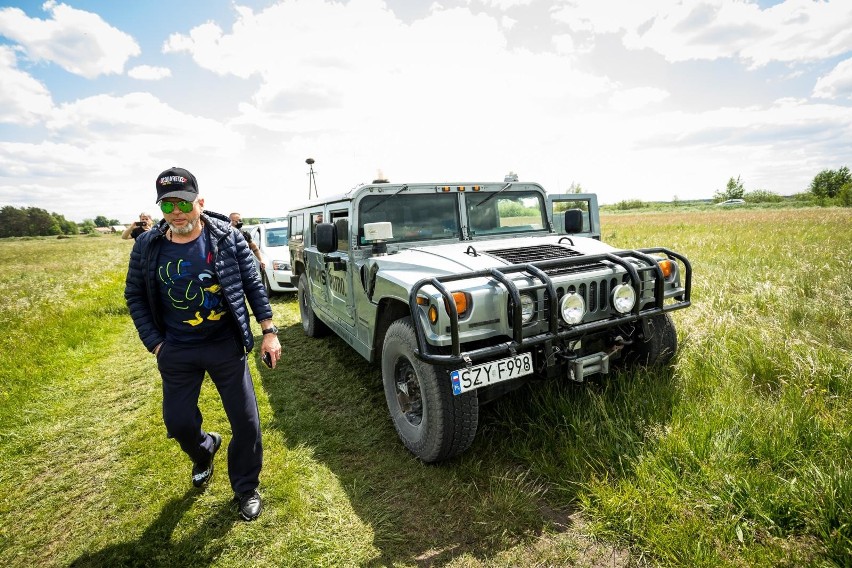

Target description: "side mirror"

left=564, top=209, right=584, bottom=234
left=316, top=222, right=337, bottom=253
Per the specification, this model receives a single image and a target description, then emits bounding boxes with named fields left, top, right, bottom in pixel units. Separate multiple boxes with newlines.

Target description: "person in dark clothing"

left=229, top=212, right=265, bottom=270
left=124, top=166, right=281, bottom=521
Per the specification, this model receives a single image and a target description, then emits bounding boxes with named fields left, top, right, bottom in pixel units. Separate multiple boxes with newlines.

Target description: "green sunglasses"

left=159, top=200, right=194, bottom=214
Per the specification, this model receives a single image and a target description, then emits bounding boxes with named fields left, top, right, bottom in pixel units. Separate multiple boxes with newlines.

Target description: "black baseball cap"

left=155, top=167, right=199, bottom=203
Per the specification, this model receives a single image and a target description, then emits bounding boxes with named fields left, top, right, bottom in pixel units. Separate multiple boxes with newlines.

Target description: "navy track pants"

left=157, top=336, right=262, bottom=494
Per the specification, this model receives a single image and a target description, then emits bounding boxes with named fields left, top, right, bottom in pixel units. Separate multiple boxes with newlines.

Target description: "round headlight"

left=559, top=292, right=585, bottom=325
left=612, top=284, right=636, bottom=314
left=520, top=293, right=535, bottom=324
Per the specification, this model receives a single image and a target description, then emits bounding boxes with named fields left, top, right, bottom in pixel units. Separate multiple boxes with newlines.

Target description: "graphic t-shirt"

left=157, top=227, right=233, bottom=344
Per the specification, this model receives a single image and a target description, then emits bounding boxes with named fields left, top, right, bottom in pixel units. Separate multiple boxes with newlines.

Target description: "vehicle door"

left=547, top=193, right=600, bottom=239
left=288, top=213, right=305, bottom=274
left=305, top=211, right=328, bottom=308
left=322, top=208, right=355, bottom=327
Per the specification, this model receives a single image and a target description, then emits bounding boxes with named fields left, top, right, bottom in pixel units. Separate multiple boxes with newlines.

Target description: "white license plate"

left=450, top=352, right=533, bottom=395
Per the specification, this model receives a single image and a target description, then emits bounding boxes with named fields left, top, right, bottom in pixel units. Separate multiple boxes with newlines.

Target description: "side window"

left=310, top=212, right=323, bottom=243
left=288, top=214, right=304, bottom=243
left=329, top=210, right=349, bottom=251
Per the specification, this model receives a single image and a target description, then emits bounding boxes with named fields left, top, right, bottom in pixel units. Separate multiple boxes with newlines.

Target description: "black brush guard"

left=407, top=248, right=692, bottom=366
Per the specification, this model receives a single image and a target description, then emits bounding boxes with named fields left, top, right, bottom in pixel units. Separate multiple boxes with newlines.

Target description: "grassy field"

left=0, top=207, right=849, bottom=567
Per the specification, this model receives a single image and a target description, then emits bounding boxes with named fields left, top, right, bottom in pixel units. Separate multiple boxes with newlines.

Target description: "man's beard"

left=168, top=216, right=198, bottom=235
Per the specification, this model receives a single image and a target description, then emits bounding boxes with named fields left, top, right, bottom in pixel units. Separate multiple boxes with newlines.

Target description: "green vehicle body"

left=289, top=181, right=691, bottom=462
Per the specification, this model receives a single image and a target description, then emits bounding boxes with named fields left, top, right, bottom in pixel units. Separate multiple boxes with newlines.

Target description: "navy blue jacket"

left=124, top=211, right=273, bottom=353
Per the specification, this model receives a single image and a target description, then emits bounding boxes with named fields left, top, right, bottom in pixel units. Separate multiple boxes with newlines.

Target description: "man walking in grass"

left=124, top=166, right=281, bottom=521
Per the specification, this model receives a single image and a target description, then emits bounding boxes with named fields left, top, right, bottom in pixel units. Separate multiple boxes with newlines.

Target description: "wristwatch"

left=262, top=324, right=279, bottom=335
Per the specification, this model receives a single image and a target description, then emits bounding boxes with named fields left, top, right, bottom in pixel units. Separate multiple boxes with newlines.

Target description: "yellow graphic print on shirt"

left=158, top=259, right=227, bottom=326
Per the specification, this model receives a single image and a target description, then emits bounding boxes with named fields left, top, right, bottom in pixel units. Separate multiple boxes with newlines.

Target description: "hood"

left=369, top=234, right=619, bottom=288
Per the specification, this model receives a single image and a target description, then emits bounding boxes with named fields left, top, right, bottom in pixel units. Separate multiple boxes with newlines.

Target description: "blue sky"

left=1, top=0, right=850, bottom=222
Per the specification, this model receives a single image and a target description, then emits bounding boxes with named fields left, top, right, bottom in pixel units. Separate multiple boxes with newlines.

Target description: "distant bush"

left=792, top=184, right=852, bottom=207
left=809, top=166, right=850, bottom=198
left=612, top=199, right=648, bottom=211
left=743, top=190, right=783, bottom=203
left=498, top=201, right=539, bottom=217
left=838, top=182, right=852, bottom=207
left=791, top=192, right=815, bottom=202
left=714, top=175, right=745, bottom=202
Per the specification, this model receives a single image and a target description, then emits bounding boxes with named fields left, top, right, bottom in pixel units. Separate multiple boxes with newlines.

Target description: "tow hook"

left=606, top=335, right=628, bottom=358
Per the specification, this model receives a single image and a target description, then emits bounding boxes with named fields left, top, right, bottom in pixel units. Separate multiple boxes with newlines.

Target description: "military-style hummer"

left=288, top=180, right=691, bottom=462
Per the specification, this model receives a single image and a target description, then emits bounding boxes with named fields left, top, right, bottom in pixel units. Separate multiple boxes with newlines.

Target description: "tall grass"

left=480, top=208, right=852, bottom=566
left=1, top=208, right=850, bottom=567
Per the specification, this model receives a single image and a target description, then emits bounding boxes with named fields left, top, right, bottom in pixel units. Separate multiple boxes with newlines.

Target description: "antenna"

left=306, top=158, right=318, bottom=199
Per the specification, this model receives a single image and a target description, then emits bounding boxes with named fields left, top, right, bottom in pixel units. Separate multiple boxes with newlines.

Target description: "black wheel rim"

left=299, top=282, right=308, bottom=315
left=394, top=359, right=423, bottom=427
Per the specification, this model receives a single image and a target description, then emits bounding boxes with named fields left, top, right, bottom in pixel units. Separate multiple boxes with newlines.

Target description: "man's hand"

left=260, top=333, right=281, bottom=369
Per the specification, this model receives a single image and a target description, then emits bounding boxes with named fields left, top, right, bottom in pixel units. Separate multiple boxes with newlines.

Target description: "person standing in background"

left=230, top=212, right=265, bottom=270
left=121, top=212, right=154, bottom=240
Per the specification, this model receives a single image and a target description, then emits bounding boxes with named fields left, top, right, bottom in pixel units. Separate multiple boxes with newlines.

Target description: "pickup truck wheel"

left=619, top=313, right=677, bottom=367
left=382, top=317, right=478, bottom=463
left=298, top=272, right=329, bottom=337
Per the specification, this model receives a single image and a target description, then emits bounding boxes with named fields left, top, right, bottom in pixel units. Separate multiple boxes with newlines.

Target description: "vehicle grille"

left=486, top=244, right=607, bottom=275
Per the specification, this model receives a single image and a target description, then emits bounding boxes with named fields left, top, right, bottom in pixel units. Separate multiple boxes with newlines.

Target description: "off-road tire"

left=382, top=317, right=479, bottom=462
left=619, top=313, right=677, bottom=367
left=298, top=272, right=329, bottom=337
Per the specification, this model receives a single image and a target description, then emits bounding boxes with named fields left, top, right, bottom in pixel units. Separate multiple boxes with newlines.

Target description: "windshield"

left=264, top=227, right=288, bottom=247
left=466, top=191, right=546, bottom=236
left=358, top=193, right=460, bottom=244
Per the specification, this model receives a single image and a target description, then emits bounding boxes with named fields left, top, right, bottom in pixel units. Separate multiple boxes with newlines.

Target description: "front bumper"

left=408, top=247, right=692, bottom=367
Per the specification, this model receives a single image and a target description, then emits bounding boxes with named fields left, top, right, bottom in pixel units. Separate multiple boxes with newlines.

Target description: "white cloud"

left=127, top=65, right=172, bottom=81
left=0, top=1, right=140, bottom=78
left=813, top=58, right=852, bottom=100
left=477, top=0, right=533, bottom=9
left=0, top=91, right=248, bottom=220
left=45, top=92, right=244, bottom=157
left=0, top=46, right=53, bottom=125
left=166, top=1, right=612, bottom=133
left=609, top=86, right=670, bottom=112
left=551, top=0, right=852, bottom=68
left=500, top=15, right=517, bottom=30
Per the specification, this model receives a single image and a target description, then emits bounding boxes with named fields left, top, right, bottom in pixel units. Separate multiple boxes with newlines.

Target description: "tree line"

left=0, top=206, right=128, bottom=238
left=714, top=166, right=851, bottom=205
left=0, top=206, right=79, bottom=237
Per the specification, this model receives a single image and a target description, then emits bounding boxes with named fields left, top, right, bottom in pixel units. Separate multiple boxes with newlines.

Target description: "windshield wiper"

left=475, top=182, right=512, bottom=207
left=364, top=184, right=409, bottom=213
